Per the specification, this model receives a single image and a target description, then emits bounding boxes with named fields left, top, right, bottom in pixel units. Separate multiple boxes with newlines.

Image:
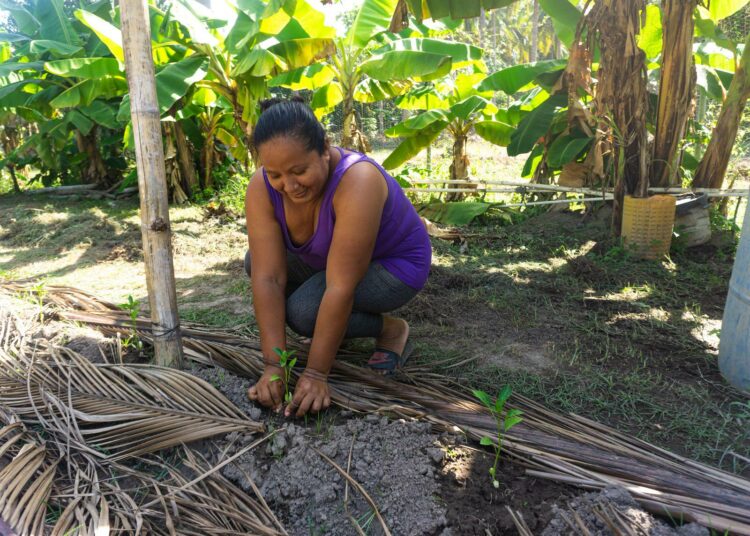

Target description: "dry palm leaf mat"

left=0, top=303, right=286, bottom=535
left=4, top=283, right=750, bottom=535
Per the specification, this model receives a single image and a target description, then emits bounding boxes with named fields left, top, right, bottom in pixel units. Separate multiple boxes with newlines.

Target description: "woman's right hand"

left=248, top=366, right=285, bottom=411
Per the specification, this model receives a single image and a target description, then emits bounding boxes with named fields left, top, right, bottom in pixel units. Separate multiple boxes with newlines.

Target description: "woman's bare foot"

left=375, top=316, right=409, bottom=356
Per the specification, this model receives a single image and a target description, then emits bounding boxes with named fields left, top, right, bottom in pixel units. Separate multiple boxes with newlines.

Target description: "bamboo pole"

left=120, top=0, right=183, bottom=368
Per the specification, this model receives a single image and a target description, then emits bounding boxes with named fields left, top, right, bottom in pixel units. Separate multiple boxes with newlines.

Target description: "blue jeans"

left=244, top=251, right=418, bottom=338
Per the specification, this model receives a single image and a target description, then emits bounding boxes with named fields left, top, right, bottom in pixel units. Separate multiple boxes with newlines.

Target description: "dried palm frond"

left=0, top=306, right=285, bottom=535
left=6, top=283, right=750, bottom=535
left=0, top=310, right=262, bottom=462
left=0, top=410, right=55, bottom=536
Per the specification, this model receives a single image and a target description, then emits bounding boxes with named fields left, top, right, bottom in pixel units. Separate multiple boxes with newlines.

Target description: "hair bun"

left=259, top=98, right=284, bottom=113
left=259, top=95, right=306, bottom=114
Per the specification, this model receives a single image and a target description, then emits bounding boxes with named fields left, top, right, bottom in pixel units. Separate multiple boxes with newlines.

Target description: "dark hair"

left=253, top=97, right=327, bottom=154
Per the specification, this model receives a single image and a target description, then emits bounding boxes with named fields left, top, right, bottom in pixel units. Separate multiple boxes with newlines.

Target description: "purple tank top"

left=262, top=148, right=431, bottom=290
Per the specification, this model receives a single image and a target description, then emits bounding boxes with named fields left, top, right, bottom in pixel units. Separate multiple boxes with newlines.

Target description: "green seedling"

left=473, top=385, right=523, bottom=488
left=118, top=295, right=142, bottom=352
left=27, top=280, right=47, bottom=322
left=269, top=347, right=297, bottom=404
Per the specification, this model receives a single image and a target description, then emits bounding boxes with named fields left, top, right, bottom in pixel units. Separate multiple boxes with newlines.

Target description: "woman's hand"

left=248, top=367, right=285, bottom=412
left=285, top=370, right=331, bottom=418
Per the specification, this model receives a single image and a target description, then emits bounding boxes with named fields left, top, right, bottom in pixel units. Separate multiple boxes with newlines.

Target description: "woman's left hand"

left=285, top=370, right=331, bottom=418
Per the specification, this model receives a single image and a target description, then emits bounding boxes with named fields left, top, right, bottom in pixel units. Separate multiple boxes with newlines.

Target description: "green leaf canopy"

left=117, top=57, right=208, bottom=121
left=359, top=50, right=452, bottom=81
left=478, top=60, right=567, bottom=95
left=508, top=93, right=567, bottom=156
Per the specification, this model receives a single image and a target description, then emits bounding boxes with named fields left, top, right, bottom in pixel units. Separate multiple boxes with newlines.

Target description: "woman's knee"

left=285, top=294, right=317, bottom=337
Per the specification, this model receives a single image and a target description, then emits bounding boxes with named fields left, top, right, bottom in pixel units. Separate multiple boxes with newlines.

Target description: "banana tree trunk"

left=8, top=166, right=20, bottom=194
left=173, top=121, right=199, bottom=197
left=589, top=0, right=649, bottom=235
left=75, top=127, right=109, bottom=185
left=446, top=130, right=469, bottom=202
left=693, top=32, right=750, bottom=190
left=202, top=128, right=216, bottom=190
left=1, top=124, right=21, bottom=193
left=651, top=0, right=697, bottom=187
left=341, top=97, right=370, bottom=153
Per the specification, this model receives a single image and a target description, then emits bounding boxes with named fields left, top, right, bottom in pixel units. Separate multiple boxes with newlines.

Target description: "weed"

left=26, top=279, right=47, bottom=322
left=473, top=385, right=523, bottom=488
left=269, top=347, right=297, bottom=405
left=118, top=295, right=142, bottom=353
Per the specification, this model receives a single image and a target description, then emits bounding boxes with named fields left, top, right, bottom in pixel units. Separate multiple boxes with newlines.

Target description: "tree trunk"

left=173, top=121, right=199, bottom=197
left=479, top=8, right=485, bottom=42
left=693, top=32, right=750, bottom=190
left=1, top=123, right=21, bottom=193
left=341, top=97, right=370, bottom=153
left=342, top=97, right=355, bottom=149
left=446, top=130, right=470, bottom=202
left=75, top=127, right=109, bottom=185
left=651, top=0, right=697, bottom=187
left=492, top=9, right=497, bottom=52
left=9, top=166, right=20, bottom=194
left=203, top=132, right=215, bottom=190
left=121, top=0, right=183, bottom=368
left=589, top=0, right=649, bottom=235
left=530, top=0, right=540, bottom=63
left=377, top=100, right=384, bottom=134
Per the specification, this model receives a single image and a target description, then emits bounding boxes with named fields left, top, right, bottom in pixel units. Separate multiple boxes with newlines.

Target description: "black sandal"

left=366, top=340, right=414, bottom=375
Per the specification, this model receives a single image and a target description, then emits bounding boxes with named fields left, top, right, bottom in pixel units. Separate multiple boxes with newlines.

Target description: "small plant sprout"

left=473, top=385, right=523, bottom=488
left=269, top=347, right=297, bottom=404
left=27, top=280, right=47, bottom=322
left=118, top=295, right=142, bottom=352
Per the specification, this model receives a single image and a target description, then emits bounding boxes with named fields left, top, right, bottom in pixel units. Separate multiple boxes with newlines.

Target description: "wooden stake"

left=120, top=0, right=183, bottom=368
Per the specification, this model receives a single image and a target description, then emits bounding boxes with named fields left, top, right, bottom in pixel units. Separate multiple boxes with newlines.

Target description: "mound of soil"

left=192, top=363, right=707, bottom=536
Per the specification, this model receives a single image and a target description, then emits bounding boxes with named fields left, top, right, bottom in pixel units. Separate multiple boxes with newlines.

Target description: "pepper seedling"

left=270, top=347, right=297, bottom=404
left=473, top=385, right=523, bottom=488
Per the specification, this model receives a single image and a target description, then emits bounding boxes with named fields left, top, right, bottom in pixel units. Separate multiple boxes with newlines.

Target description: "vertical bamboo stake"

left=121, top=0, right=183, bottom=368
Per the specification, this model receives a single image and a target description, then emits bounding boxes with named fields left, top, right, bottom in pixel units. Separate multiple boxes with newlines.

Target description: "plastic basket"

left=621, top=195, right=676, bottom=260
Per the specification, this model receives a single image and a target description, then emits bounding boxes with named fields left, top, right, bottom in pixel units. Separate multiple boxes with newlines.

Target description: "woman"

left=245, top=98, right=431, bottom=418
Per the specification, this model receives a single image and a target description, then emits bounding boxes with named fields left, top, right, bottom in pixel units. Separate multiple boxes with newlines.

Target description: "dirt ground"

left=1, top=194, right=748, bottom=467
left=0, top=294, right=710, bottom=536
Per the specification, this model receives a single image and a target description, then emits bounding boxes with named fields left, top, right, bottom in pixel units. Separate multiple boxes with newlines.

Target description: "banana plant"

left=160, top=0, right=336, bottom=162
left=270, top=0, right=483, bottom=151
left=383, top=72, right=516, bottom=200
left=0, top=0, right=127, bottom=186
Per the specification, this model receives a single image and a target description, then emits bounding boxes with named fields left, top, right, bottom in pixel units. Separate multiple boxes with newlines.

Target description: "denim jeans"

left=244, top=251, right=418, bottom=338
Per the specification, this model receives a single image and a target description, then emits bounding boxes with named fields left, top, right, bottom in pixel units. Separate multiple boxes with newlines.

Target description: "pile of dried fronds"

left=0, top=303, right=286, bottom=535
left=4, top=282, right=750, bottom=535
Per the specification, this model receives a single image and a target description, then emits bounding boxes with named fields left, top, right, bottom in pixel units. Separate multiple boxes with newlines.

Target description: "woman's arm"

left=287, top=161, right=388, bottom=417
left=245, top=170, right=288, bottom=410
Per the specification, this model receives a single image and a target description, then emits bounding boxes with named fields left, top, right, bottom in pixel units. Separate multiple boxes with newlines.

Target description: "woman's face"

left=258, top=136, right=330, bottom=205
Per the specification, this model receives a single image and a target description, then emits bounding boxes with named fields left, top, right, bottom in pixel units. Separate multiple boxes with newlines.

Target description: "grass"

left=409, top=210, right=748, bottom=473
left=1, top=146, right=748, bottom=478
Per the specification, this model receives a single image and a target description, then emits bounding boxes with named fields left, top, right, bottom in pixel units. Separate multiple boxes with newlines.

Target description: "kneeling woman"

left=245, top=98, right=431, bottom=418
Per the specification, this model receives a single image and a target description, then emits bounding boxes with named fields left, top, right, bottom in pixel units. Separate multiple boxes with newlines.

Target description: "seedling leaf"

left=505, top=415, right=523, bottom=431
left=472, top=389, right=493, bottom=409
left=479, top=436, right=494, bottom=446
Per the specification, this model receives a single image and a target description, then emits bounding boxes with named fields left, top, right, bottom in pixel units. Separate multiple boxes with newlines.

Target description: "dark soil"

left=439, top=446, right=576, bottom=534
